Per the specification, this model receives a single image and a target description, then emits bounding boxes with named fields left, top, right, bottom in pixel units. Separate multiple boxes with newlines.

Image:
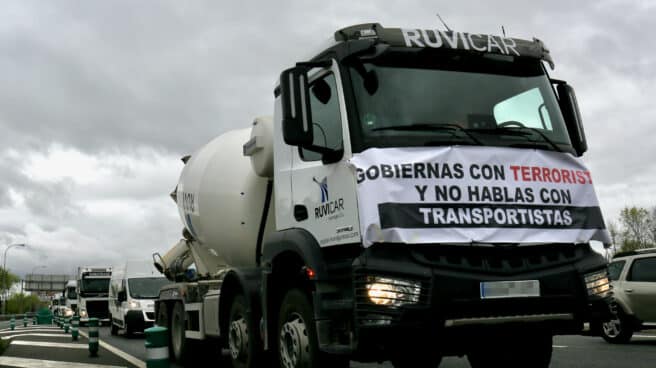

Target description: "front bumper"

left=125, top=309, right=156, bottom=331
left=323, top=243, right=611, bottom=358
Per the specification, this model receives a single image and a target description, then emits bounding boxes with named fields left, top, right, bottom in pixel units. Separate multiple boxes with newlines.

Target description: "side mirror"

left=117, top=290, right=127, bottom=302
left=556, top=82, right=588, bottom=156
left=280, top=66, right=313, bottom=146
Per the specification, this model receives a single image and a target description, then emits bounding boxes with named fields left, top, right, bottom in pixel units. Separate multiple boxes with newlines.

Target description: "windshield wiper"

left=472, top=126, right=563, bottom=152
left=372, top=123, right=483, bottom=145
left=499, top=127, right=563, bottom=152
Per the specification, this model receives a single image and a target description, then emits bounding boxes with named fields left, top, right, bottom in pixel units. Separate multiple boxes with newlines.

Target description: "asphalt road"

left=95, top=325, right=656, bottom=368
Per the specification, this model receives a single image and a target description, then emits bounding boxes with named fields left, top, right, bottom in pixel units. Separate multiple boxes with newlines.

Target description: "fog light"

left=366, top=277, right=421, bottom=307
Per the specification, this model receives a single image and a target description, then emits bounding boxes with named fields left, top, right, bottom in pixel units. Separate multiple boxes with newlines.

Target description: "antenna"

left=436, top=13, right=452, bottom=32
left=501, top=25, right=507, bottom=37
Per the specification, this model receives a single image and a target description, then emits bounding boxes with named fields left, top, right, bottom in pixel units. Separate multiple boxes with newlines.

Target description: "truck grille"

left=86, top=300, right=109, bottom=319
left=410, top=243, right=588, bottom=275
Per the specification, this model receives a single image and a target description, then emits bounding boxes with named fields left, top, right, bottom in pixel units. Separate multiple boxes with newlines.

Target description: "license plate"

left=480, top=280, right=540, bottom=299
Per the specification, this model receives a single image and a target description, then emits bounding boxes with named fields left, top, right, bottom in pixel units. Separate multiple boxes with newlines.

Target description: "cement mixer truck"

left=154, top=23, right=613, bottom=368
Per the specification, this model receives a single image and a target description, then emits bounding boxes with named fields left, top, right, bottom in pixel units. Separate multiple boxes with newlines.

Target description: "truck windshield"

left=67, top=287, right=77, bottom=299
left=128, top=277, right=169, bottom=299
left=346, top=49, right=573, bottom=153
left=80, top=278, right=110, bottom=295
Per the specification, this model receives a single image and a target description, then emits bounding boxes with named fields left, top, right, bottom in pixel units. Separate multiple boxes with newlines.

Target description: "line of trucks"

left=51, top=262, right=168, bottom=335
left=55, top=23, right=615, bottom=368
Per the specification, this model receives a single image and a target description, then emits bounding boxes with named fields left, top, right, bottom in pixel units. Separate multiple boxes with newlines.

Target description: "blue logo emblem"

left=313, top=177, right=329, bottom=203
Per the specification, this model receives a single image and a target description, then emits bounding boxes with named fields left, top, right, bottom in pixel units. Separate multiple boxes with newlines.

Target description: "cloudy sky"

left=0, top=0, right=653, bottom=278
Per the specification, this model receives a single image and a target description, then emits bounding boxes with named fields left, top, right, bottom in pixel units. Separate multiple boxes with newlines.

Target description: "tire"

left=227, top=295, right=260, bottom=368
left=156, top=304, right=169, bottom=329
left=467, top=331, right=552, bottom=368
left=125, top=321, right=133, bottom=338
left=110, top=315, right=118, bottom=336
left=601, top=312, right=634, bottom=344
left=171, top=302, right=188, bottom=363
left=277, top=288, right=348, bottom=368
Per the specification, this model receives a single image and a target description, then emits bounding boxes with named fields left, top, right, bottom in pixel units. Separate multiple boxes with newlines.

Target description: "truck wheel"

left=277, top=289, right=347, bottom=368
left=601, top=312, right=633, bottom=343
left=228, top=294, right=259, bottom=368
left=467, top=331, right=552, bottom=368
left=171, top=302, right=188, bottom=363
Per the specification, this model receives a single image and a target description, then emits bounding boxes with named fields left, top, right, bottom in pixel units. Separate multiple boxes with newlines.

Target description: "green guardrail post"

left=59, top=315, right=64, bottom=329
left=33, top=315, right=37, bottom=325
left=88, top=317, right=99, bottom=357
left=10, top=315, right=15, bottom=331
left=64, top=316, right=70, bottom=333
left=145, top=326, right=169, bottom=368
left=23, top=314, right=27, bottom=327
left=71, top=315, right=79, bottom=341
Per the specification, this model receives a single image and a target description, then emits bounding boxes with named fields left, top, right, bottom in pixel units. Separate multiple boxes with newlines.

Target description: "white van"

left=109, top=260, right=169, bottom=335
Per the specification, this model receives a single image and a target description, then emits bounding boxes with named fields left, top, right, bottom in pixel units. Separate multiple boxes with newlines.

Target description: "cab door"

left=624, top=257, right=656, bottom=322
left=289, top=62, right=360, bottom=247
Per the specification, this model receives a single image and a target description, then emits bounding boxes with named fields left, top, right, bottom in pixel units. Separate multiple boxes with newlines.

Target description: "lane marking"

left=10, top=340, right=87, bottom=349
left=633, top=334, right=656, bottom=338
left=79, top=330, right=146, bottom=368
left=552, top=345, right=568, bottom=348
left=0, top=356, right=126, bottom=368
left=2, top=333, right=74, bottom=340
left=0, top=328, right=61, bottom=334
left=1, top=326, right=60, bottom=330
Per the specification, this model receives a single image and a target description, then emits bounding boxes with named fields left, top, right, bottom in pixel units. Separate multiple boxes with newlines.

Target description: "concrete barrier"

left=71, top=315, right=79, bottom=341
left=88, top=317, right=99, bottom=357
left=145, top=326, right=169, bottom=368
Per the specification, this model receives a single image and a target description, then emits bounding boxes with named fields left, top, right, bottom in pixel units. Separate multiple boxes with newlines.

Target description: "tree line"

left=0, top=268, right=46, bottom=314
left=608, top=206, right=656, bottom=253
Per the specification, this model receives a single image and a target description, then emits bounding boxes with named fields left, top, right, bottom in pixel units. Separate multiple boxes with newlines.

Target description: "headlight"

left=80, top=309, right=88, bottom=318
left=585, top=270, right=611, bottom=297
left=129, top=301, right=141, bottom=309
left=366, top=276, right=422, bottom=307
left=64, top=308, right=74, bottom=317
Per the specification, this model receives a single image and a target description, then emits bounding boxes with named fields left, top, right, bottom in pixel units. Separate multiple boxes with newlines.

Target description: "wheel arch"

left=261, top=228, right=328, bottom=351
left=218, top=268, right=263, bottom=340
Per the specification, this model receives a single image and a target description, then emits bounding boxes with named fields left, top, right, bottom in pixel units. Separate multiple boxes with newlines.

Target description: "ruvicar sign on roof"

left=349, top=146, right=611, bottom=246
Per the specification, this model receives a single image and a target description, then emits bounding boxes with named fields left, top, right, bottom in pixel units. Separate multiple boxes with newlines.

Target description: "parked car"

left=601, top=248, right=656, bottom=343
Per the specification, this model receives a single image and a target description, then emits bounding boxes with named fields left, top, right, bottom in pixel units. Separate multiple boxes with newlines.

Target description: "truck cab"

left=62, top=280, right=78, bottom=316
left=77, top=267, right=111, bottom=324
left=269, top=24, right=612, bottom=367
left=109, top=261, right=169, bottom=336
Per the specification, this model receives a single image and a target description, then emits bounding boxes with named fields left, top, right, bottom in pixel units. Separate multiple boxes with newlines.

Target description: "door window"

left=607, top=260, right=625, bottom=281
left=300, top=72, right=343, bottom=161
left=628, top=257, right=656, bottom=282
